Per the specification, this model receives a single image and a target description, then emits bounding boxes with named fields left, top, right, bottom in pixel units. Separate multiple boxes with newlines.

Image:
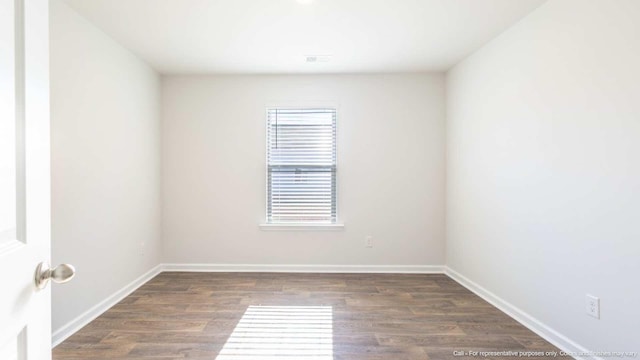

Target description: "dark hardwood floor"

left=53, top=272, right=559, bottom=359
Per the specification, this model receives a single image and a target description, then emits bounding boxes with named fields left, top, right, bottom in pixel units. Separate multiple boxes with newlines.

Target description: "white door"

left=1, top=0, right=55, bottom=358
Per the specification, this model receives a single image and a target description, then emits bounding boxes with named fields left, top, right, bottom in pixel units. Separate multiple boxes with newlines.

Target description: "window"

left=266, top=108, right=337, bottom=224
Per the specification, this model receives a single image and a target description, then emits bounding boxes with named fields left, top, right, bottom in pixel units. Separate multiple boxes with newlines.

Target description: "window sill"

left=259, top=223, right=345, bottom=231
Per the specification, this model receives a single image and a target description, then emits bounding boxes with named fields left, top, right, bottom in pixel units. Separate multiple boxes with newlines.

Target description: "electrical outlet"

left=586, top=294, right=600, bottom=319
left=365, top=236, right=373, bottom=248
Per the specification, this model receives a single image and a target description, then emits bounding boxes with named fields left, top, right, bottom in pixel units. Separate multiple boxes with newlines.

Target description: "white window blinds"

left=267, top=108, right=337, bottom=223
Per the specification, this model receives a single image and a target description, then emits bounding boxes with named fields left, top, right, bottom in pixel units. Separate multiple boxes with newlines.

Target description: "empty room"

left=1, top=0, right=639, bottom=359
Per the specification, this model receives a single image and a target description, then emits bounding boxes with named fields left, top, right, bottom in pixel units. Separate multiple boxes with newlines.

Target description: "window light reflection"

left=216, top=305, right=333, bottom=359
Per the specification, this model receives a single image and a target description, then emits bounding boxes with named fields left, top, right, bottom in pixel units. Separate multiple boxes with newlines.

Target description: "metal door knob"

left=35, top=262, right=76, bottom=289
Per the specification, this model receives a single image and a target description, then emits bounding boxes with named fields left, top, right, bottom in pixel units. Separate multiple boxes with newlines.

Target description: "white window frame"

left=260, top=106, right=344, bottom=231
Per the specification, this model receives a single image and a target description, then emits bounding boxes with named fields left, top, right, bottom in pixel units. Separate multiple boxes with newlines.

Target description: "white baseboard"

left=51, top=264, right=163, bottom=347
left=445, top=267, right=597, bottom=360
left=162, top=263, right=445, bottom=273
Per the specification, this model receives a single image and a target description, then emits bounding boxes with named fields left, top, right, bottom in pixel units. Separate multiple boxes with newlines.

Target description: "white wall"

left=162, top=74, right=445, bottom=266
left=446, top=0, right=640, bottom=353
left=50, top=0, right=161, bottom=334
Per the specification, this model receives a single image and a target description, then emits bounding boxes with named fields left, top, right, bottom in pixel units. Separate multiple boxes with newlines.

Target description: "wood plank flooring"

left=53, top=272, right=560, bottom=359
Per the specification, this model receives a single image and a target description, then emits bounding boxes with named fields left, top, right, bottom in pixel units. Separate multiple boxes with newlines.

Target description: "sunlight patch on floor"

left=216, top=305, right=333, bottom=360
